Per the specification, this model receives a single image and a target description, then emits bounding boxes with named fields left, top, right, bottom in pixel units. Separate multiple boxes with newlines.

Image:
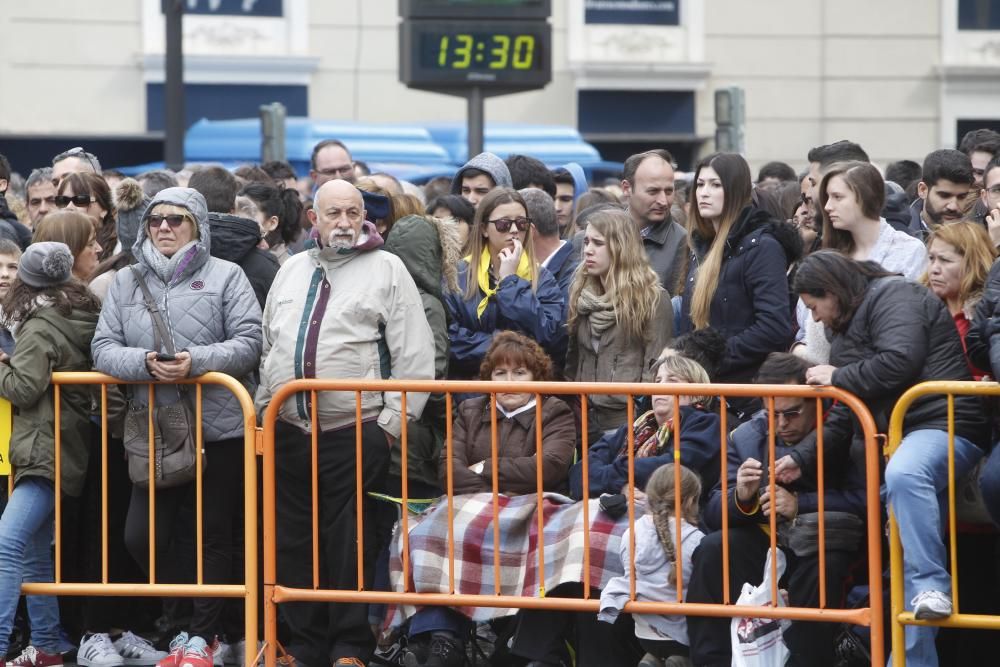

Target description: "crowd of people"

left=0, top=126, right=998, bottom=667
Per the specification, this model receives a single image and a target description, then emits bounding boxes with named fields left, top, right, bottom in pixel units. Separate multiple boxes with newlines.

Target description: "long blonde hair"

left=567, top=207, right=662, bottom=341
left=688, top=153, right=753, bottom=329
left=645, top=463, right=701, bottom=585
left=463, top=188, right=539, bottom=301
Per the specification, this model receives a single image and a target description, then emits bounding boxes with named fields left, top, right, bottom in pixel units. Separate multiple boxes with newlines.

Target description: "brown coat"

left=441, top=395, right=577, bottom=496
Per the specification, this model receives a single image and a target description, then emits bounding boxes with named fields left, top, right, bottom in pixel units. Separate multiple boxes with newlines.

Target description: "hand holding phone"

left=156, top=353, right=176, bottom=362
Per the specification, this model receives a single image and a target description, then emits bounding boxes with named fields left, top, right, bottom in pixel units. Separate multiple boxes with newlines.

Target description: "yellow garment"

left=473, top=247, right=533, bottom=319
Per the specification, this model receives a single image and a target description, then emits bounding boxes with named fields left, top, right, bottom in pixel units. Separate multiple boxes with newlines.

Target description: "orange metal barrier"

left=261, top=379, right=884, bottom=667
left=20, top=372, right=260, bottom=667
left=887, top=381, right=1000, bottom=667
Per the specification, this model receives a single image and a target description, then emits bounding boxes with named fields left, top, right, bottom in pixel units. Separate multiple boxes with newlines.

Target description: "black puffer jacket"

left=792, top=276, right=989, bottom=478
left=679, top=206, right=797, bottom=383
left=208, top=213, right=279, bottom=309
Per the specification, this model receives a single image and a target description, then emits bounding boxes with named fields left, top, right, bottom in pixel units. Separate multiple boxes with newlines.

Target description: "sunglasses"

left=54, top=194, right=95, bottom=208
left=488, top=216, right=531, bottom=233
left=774, top=407, right=804, bottom=420
left=147, top=214, right=191, bottom=228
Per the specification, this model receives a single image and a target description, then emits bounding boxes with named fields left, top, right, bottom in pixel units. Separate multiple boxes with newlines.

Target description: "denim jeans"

left=0, top=477, right=61, bottom=657
left=976, top=442, right=1000, bottom=528
left=884, top=429, right=982, bottom=667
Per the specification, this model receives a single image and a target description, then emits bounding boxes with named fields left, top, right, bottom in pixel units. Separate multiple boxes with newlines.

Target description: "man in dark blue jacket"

left=686, top=353, right=865, bottom=667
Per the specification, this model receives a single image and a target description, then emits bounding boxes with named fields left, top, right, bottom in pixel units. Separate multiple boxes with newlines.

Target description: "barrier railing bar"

left=354, top=391, right=364, bottom=592
left=674, top=394, right=682, bottom=602
left=766, top=396, right=778, bottom=607
left=400, top=391, right=411, bottom=593
left=719, top=395, right=730, bottom=605
left=626, top=394, right=636, bottom=602
left=20, top=583, right=247, bottom=596
left=489, top=393, right=501, bottom=596
left=54, top=383, right=62, bottom=584
left=947, top=393, right=958, bottom=614
left=101, top=384, right=109, bottom=584
left=534, top=392, right=545, bottom=597
left=311, top=391, right=319, bottom=590
left=816, top=395, right=827, bottom=609
left=196, top=382, right=204, bottom=585
left=148, top=383, right=156, bottom=584
left=445, top=392, right=455, bottom=595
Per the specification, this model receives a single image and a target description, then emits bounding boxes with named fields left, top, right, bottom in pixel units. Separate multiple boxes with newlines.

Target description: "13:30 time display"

left=437, top=34, right=536, bottom=70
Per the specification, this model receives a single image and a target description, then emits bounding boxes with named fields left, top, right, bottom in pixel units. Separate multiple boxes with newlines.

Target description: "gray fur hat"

left=114, top=177, right=152, bottom=253
left=19, top=242, right=74, bottom=287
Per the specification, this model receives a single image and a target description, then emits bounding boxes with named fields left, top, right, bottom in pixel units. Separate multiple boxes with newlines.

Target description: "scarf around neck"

left=576, top=286, right=617, bottom=337
left=473, top=246, right=532, bottom=319
left=617, top=409, right=673, bottom=460
left=140, top=239, right=200, bottom=286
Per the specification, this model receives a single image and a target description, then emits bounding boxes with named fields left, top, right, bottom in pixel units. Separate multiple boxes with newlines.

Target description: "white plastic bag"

left=730, top=548, right=792, bottom=667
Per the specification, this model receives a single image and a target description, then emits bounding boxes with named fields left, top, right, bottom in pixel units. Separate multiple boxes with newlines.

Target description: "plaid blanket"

left=387, top=492, right=638, bottom=625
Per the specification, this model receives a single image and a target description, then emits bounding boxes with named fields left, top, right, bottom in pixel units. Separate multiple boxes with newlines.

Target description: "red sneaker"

left=156, top=633, right=190, bottom=667
left=9, top=646, right=63, bottom=667
left=177, top=638, right=213, bottom=667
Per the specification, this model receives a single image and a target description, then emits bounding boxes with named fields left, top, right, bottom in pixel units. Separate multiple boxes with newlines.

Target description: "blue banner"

left=584, top=0, right=679, bottom=26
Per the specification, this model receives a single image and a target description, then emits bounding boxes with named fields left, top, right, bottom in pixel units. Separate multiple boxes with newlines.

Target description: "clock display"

left=400, top=19, right=551, bottom=88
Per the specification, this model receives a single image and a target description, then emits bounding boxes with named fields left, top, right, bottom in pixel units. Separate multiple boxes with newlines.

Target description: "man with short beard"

left=256, top=179, right=434, bottom=667
left=909, top=149, right=974, bottom=237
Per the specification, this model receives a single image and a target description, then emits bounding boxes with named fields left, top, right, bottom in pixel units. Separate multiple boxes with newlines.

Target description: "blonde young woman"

left=444, top=187, right=565, bottom=379
left=678, top=152, right=795, bottom=420
left=565, top=206, right=672, bottom=434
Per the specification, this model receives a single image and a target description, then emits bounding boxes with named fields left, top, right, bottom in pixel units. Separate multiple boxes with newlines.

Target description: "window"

left=958, top=0, right=1000, bottom=30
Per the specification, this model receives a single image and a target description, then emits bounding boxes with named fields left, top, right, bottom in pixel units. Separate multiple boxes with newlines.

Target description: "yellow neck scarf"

left=473, top=247, right=533, bottom=319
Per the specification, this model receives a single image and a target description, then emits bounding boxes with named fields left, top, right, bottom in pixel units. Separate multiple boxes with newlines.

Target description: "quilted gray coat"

left=92, top=187, right=262, bottom=442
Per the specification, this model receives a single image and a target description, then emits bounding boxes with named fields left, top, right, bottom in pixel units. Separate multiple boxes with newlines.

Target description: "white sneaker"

left=114, top=632, right=169, bottom=666
left=911, top=590, right=953, bottom=620
left=78, top=634, right=125, bottom=667
left=211, top=640, right=230, bottom=667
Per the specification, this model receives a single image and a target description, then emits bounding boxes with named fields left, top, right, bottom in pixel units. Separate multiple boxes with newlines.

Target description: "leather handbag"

left=122, top=266, right=203, bottom=488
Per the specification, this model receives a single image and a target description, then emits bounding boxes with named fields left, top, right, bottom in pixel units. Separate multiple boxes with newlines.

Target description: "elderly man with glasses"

left=686, top=352, right=866, bottom=667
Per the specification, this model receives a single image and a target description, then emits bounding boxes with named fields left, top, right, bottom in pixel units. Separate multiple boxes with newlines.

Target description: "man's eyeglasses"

left=774, top=407, right=804, bottom=420
left=488, top=217, right=531, bottom=233
left=147, top=214, right=190, bottom=228
left=54, top=194, right=95, bottom=208
left=315, top=163, right=354, bottom=177
left=28, top=196, right=57, bottom=208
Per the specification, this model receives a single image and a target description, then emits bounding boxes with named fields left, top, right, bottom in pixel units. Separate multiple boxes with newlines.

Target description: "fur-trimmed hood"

left=383, top=214, right=462, bottom=300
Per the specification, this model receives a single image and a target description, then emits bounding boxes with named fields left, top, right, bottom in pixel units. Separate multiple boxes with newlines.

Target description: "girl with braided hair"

left=598, top=464, right=704, bottom=667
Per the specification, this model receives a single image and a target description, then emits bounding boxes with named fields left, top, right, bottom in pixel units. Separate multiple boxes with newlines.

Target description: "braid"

left=649, top=498, right=678, bottom=585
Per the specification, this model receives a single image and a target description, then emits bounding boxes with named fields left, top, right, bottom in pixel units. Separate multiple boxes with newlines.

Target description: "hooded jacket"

left=450, top=152, right=513, bottom=194
left=679, top=206, right=796, bottom=383
left=4, top=306, right=98, bottom=496
left=92, top=187, right=263, bottom=443
left=255, top=220, right=435, bottom=438
left=0, top=195, right=32, bottom=249
left=208, top=212, right=279, bottom=310
left=562, top=162, right=588, bottom=201
left=382, top=214, right=461, bottom=487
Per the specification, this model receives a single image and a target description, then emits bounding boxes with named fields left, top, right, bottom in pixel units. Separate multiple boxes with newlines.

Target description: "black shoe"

left=424, top=635, right=464, bottom=667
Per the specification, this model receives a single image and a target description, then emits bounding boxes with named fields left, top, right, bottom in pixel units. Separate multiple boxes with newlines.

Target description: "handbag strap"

left=130, top=265, right=175, bottom=356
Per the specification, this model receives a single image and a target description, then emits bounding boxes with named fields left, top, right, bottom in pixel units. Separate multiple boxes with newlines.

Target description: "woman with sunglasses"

left=444, top=187, right=565, bottom=379
left=92, top=188, right=262, bottom=667
left=565, top=206, right=672, bottom=437
left=55, top=173, right=117, bottom=264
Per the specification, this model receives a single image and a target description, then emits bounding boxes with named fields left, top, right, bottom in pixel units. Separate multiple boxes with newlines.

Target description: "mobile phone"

left=156, top=353, right=176, bottom=362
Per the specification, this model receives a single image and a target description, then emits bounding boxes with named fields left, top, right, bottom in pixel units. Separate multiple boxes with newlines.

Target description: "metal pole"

left=163, top=0, right=185, bottom=171
left=467, top=87, right=484, bottom=159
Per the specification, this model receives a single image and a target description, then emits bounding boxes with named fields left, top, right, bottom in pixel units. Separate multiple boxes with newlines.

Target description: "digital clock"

left=400, top=19, right=551, bottom=88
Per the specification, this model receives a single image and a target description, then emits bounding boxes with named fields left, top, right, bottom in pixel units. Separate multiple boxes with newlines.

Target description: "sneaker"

left=8, top=647, right=63, bottom=667
left=78, top=635, right=124, bottom=667
left=178, top=638, right=213, bottom=667
left=332, top=659, right=365, bottom=667
left=638, top=654, right=664, bottom=667
left=663, top=657, right=694, bottom=667
left=156, top=633, right=189, bottom=667
left=912, top=590, right=953, bottom=620
left=114, top=632, right=168, bottom=667
left=424, top=635, right=463, bottom=667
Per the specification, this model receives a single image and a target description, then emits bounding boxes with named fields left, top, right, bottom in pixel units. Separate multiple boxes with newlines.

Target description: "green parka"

left=3, top=306, right=98, bottom=496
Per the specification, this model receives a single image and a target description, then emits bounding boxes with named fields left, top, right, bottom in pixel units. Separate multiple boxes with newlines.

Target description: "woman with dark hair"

left=0, top=242, right=102, bottom=667
left=678, top=152, right=796, bottom=420
left=427, top=194, right=475, bottom=251
left=55, top=172, right=117, bottom=263
left=787, top=250, right=987, bottom=666
left=402, top=331, right=576, bottom=666
left=235, top=182, right=303, bottom=265
left=444, top=187, right=565, bottom=379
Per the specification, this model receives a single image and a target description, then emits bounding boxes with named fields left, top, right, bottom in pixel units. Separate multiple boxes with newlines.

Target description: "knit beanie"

left=19, top=242, right=74, bottom=288
left=114, top=178, right=152, bottom=253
